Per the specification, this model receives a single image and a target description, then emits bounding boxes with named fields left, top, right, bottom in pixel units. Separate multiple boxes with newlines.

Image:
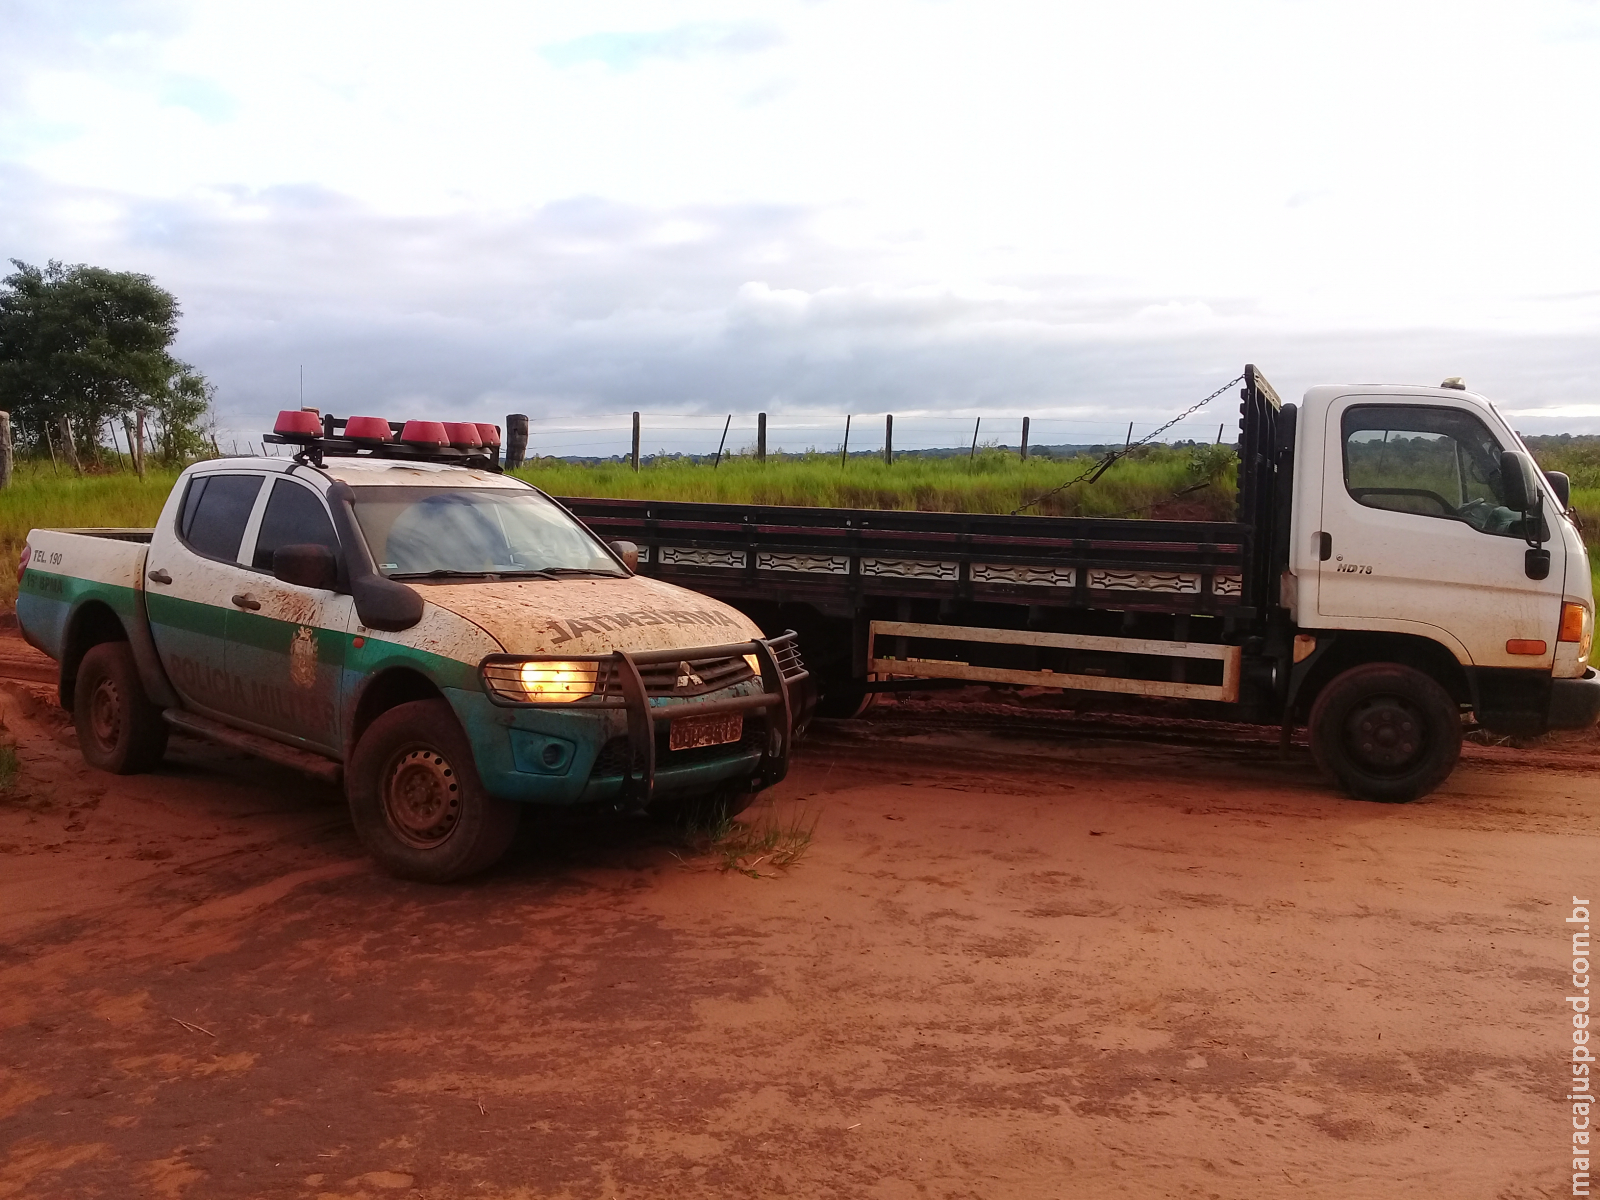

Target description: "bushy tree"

left=0, top=259, right=215, bottom=468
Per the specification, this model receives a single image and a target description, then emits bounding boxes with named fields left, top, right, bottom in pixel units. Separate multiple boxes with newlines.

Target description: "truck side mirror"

left=1499, top=450, right=1538, bottom=512
left=609, top=540, right=640, bottom=572
left=273, top=544, right=338, bottom=590
left=1546, top=470, right=1571, bottom=509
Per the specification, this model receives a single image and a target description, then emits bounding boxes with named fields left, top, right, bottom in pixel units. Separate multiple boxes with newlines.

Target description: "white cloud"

left=2, top=0, right=1600, bottom=446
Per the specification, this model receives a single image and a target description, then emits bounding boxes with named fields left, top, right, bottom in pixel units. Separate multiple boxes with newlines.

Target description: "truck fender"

left=342, top=666, right=445, bottom=762
left=1287, top=630, right=1471, bottom=721
left=59, top=598, right=178, bottom=713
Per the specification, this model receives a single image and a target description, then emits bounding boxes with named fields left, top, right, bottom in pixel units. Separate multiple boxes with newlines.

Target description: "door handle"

left=1317, top=532, right=1332, bottom=561
left=231, top=593, right=261, bottom=611
left=147, top=569, right=172, bottom=585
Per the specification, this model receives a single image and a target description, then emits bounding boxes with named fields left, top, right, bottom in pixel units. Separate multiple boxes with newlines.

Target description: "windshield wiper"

left=387, top=569, right=511, bottom=580
left=534, top=567, right=626, bottom=577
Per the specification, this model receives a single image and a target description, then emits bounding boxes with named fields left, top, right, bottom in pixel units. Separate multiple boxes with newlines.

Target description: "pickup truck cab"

left=16, top=416, right=808, bottom=881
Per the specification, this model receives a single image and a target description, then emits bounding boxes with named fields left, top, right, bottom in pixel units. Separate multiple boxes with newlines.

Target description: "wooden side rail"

left=867, top=620, right=1243, bottom=704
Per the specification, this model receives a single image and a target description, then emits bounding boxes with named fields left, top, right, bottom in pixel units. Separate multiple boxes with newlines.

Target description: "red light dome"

left=474, top=423, right=501, bottom=447
left=344, top=416, right=392, bottom=442
left=274, top=410, right=322, bottom=440
left=444, top=421, right=483, bottom=449
left=400, top=420, right=448, bottom=448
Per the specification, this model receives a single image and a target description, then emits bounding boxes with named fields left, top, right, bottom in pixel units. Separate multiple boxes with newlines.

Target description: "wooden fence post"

left=970, top=417, right=980, bottom=462
left=0, top=411, right=11, bottom=489
left=884, top=414, right=893, bottom=466
left=631, top=412, right=640, bottom=472
left=840, top=415, right=851, bottom=467
left=504, top=414, right=529, bottom=468
left=757, top=413, right=767, bottom=464
left=1020, top=417, right=1030, bottom=461
left=714, top=415, right=731, bottom=468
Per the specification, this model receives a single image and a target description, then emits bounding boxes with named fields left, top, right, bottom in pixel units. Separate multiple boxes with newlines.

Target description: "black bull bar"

left=478, top=632, right=810, bottom=809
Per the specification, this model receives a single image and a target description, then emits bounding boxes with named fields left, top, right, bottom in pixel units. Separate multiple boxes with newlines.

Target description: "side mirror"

left=1546, top=470, right=1571, bottom=510
left=273, top=544, right=338, bottom=590
left=610, top=540, right=640, bottom=572
left=1499, top=450, right=1540, bottom=512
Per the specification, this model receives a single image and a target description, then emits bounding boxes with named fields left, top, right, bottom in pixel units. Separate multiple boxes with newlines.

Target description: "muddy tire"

left=73, top=641, right=168, bottom=774
left=1309, top=663, right=1461, bottom=803
left=347, top=699, right=519, bottom=882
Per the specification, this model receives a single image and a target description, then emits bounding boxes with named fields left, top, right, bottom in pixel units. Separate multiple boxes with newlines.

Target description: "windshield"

left=349, top=486, right=625, bottom=578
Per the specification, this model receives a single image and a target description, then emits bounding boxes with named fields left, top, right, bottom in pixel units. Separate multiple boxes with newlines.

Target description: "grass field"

left=0, top=441, right=1595, bottom=607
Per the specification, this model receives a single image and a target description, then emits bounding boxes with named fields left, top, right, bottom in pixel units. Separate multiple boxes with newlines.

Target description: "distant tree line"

left=0, top=259, right=215, bottom=470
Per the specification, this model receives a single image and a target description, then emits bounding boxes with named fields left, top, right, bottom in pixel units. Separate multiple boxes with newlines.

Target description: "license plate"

left=670, top=712, right=743, bottom=750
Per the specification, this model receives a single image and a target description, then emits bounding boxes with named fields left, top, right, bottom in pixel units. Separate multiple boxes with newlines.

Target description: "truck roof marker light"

left=444, top=421, right=483, bottom=449
left=474, top=423, right=501, bottom=447
left=1506, top=638, right=1547, bottom=656
left=344, top=416, right=392, bottom=443
left=274, top=410, right=323, bottom=442
left=400, top=420, right=448, bottom=449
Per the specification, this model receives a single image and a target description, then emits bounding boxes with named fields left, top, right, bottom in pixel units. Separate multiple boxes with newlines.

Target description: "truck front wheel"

left=73, top=641, right=168, bottom=774
left=347, top=699, right=520, bottom=882
left=1308, top=663, right=1461, bottom=803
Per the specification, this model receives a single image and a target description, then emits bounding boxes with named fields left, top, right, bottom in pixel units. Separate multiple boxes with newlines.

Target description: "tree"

left=0, top=260, right=214, bottom=469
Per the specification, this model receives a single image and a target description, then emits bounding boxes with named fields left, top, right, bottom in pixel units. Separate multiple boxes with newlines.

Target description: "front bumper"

left=1549, top=668, right=1600, bottom=730
left=475, top=631, right=808, bottom=810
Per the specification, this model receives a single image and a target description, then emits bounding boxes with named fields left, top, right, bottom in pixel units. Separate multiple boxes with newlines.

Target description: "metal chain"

left=1009, top=373, right=1246, bottom=516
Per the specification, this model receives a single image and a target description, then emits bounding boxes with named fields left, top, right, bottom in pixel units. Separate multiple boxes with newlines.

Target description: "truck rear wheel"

left=1308, top=663, right=1461, bottom=803
left=73, top=641, right=168, bottom=774
left=347, top=699, right=519, bottom=882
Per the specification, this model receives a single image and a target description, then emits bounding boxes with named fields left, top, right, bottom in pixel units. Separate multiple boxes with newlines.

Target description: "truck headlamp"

left=480, top=660, right=598, bottom=703
left=1560, top=602, right=1594, bottom=663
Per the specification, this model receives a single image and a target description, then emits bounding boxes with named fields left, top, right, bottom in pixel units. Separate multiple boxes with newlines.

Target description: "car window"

left=251, top=479, right=341, bottom=571
left=1342, top=405, right=1528, bottom=537
left=178, top=474, right=264, bottom=562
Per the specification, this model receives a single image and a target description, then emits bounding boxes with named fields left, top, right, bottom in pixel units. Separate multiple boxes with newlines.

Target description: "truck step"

left=162, top=709, right=344, bottom=785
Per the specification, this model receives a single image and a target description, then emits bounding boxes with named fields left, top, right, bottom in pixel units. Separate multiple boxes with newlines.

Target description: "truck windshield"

left=348, top=486, right=625, bottom=578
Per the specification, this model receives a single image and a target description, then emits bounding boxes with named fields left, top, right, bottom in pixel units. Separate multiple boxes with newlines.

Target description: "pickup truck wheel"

left=73, top=641, right=168, bottom=774
left=347, top=699, right=519, bottom=883
left=1308, top=663, right=1461, bottom=803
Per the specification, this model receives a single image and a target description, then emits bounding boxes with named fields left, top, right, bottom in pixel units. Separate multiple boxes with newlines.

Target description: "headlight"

left=483, top=659, right=598, bottom=703
left=518, top=661, right=597, bottom=702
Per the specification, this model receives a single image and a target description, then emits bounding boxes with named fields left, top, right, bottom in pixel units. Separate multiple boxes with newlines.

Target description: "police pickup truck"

left=16, top=414, right=808, bottom=882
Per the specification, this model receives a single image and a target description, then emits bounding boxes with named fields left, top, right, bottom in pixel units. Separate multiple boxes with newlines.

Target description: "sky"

left=3, top=0, right=1600, bottom=456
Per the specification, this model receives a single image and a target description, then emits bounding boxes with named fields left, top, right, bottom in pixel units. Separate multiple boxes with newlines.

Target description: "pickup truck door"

left=1316, top=398, right=1565, bottom=668
left=145, top=471, right=267, bottom=718
left=226, top=476, right=351, bottom=754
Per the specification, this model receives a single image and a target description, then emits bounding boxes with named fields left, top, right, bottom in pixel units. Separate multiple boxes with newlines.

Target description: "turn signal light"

left=1506, top=639, right=1548, bottom=656
left=1560, top=602, right=1594, bottom=663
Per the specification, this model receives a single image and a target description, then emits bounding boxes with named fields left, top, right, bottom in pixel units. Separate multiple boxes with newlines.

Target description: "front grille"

left=609, top=654, right=754, bottom=700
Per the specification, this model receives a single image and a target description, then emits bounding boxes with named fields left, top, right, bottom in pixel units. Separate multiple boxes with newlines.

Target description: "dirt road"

left=0, top=670, right=1595, bottom=1199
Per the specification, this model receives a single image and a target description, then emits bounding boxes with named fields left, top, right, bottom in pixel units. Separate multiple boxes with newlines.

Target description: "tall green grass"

left=513, top=443, right=1237, bottom=520
left=3, top=437, right=1598, bottom=608
left=0, top=461, right=183, bottom=606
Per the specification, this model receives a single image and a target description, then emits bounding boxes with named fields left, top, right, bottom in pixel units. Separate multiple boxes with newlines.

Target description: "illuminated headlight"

left=483, top=660, right=597, bottom=703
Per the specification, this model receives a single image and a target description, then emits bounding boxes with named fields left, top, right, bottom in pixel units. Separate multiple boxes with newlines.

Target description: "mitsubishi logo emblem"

left=674, top=661, right=703, bottom=690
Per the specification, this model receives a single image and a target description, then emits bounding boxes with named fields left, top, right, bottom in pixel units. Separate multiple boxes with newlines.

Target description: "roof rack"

left=265, top=412, right=503, bottom=471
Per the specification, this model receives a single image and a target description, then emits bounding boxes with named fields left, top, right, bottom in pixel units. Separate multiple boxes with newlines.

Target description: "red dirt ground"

left=0, top=638, right=1595, bottom=1199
